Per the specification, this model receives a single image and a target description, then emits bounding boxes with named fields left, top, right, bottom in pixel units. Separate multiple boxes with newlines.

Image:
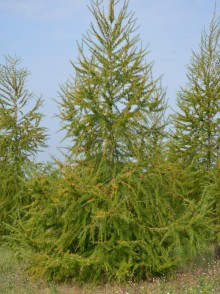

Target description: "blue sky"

left=0, top=0, right=218, bottom=161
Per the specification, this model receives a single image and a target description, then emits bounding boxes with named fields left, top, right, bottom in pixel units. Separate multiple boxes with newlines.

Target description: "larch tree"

left=170, top=15, right=220, bottom=171
left=5, top=0, right=214, bottom=283
left=170, top=15, right=220, bottom=257
left=59, top=0, right=167, bottom=174
left=0, top=55, right=47, bottom=235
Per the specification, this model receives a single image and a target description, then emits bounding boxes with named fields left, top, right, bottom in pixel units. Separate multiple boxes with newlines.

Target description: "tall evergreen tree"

left=59, top=0, right=167, bottom=172
left=170, top=15, right=220, bottom=170
left=0, top=55, right=47, bottom=233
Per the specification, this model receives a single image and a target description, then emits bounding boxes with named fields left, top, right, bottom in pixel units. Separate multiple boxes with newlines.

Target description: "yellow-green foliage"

left=170, top=14, right=220, bottom=256
left=170, top=15, right=220, bottom=170
left=7, top=159, right=214, bottom=283
left=0, top=56, right=47, bottom=238
left=59, top=0, right=167, bottom=166
left=206, top=163, right=220, bottom=245
left=2, top=0, right=218, bottom=285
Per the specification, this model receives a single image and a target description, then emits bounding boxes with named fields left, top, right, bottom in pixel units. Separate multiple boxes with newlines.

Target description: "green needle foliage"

left=170, top=15, right=220, bottom=170
left=7, top=160, right=214, bottom=283
left=59, top=0, right=167, bottom=170
left=0, top=55, right=47, bottom=236
left=170, top=14, right=220, bottom=257
left=3, top=0, right=217, bottom=282
left=5, top=1, right=215, bottom=284
left=208, top=162, right=220, bottom=252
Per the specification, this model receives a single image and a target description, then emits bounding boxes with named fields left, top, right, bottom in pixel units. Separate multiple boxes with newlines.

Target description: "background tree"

left=170, top=15, right=220, bottom=170
left=59, top=0, right=167, bottom=173
left=169, top=15, right=220, bottom=257
left=0, top=55, right=47, bottom=235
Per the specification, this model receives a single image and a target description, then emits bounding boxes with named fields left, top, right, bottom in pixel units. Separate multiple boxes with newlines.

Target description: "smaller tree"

left=169, top=14, right=220, bottom=258
left=0, top=55, right=47, bottom=234
left=170, top=15, right=220, bottom=170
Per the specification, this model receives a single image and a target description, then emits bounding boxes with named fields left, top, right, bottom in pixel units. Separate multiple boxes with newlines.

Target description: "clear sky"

left=0, top=0, right=218, bottom=161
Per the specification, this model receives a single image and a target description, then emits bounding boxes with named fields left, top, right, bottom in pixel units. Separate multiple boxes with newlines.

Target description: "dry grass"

left=0, top=246, right=219, bottom=294
left=56, top=261, right=220, bottom=294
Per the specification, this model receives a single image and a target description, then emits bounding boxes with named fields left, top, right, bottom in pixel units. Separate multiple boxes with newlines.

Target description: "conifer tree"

left=170, top=15, right=220, bottom=170
left=170, top=15, right=220, bottom=258
left=5, top=1, right=214, bottom=283
left=0, top=55, right=47, bottom=234
left=59, top=0, right=167, bottom=172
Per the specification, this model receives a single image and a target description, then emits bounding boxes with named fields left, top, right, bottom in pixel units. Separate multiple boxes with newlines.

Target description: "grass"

left=0, top=246, right=219, bottom=294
